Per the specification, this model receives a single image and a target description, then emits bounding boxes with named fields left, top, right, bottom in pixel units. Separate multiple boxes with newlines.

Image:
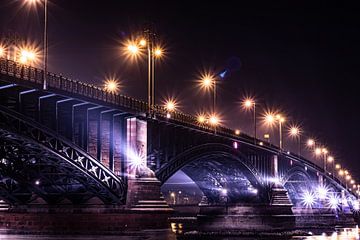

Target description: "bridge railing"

left=0, top=58, right=253, bottom=141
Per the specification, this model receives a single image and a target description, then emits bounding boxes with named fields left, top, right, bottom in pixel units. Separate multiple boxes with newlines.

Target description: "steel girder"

left=0, top=105, right=126, bottom=205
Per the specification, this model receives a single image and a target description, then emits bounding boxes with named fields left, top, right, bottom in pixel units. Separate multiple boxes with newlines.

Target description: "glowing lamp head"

left=35, top=180, right=40, bottom=185
left=289, top=126, right=300, bottom=137
left=221, top=188, right=227, bottom=195
left=235, top=129, right=240, bottom=135
left=265, top=114, right=275, bottom=124
left=0, top=46, right=5, bottom=57
left=335, top=164, right=341, bottom=169
left=202, top=77, right=212, bottom=88
left=170, top=192, right=175, bottom=197
left=351, top=180, right=355, bottom=184
left=139, top=39, right=146, bottom=46
left=243, top=98, right=254, bottom=109
left=346, top=175, right=351, bottom=181
left=322, top=148, right=328, bottom=154
left=339, top=170, right=344, bottom=176
left=315, top=148, right=322, bottom=156
left=327, top=156, right=334, bottom=163
left=166, top=113, right=171, bottom=119
left=165, top=100, right=176, bottom=112
left=104, top=79, right=120, bottom=93
left=197, top=114, right=206, bottom=124
left=209, top=115, right=219, bottom=126
left=25, top=0, right=41, bottom=6
left=199, top=72, right=215, bottom=91
left=127, top=44, right=139, bottom=55
left=19, top=48, right=37, bottom=65
left=154, top=47, right=163, bottom=57
left=345, top=170, right=349, bottom=175
left=307, top=139, right=315, bottom=147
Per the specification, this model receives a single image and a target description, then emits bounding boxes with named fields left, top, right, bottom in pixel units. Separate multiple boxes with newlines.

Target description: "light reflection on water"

left=170, top=222, right=360, bottom=240
left=301, top=227, right=360, bottom=240
left=0, top=227, right=359, bottom=240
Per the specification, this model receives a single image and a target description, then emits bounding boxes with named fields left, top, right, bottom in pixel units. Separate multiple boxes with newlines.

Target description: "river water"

left=0, top=227, right=359, bottom=240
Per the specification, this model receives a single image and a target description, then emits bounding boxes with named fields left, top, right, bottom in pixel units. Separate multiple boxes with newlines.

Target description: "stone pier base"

left=197, top=204, right=295, bottom=231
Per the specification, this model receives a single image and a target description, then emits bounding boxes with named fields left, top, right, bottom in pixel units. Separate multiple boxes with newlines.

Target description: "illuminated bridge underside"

left=156, top=144, right=267, bottom=203
left=0, top=106, right=126, bottom=205
left=181, top=157, right=265, bottom=203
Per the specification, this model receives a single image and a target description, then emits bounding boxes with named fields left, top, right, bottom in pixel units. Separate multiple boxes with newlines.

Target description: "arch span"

left=0, top=105, right=126, bottom=205
left=156, top=143, right=268, bottom=203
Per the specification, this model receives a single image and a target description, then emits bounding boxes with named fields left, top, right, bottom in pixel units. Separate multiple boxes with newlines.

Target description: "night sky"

left=1, top=1, right=360, bottom=177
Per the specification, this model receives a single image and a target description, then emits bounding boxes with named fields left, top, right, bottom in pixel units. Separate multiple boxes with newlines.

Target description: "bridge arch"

left=156, top=143, right=267, bottom=203
left=0, top=105, right=126, bottom=205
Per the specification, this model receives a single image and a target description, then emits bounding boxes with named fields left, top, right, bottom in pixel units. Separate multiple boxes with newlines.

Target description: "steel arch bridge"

left=0, top=58, right=356, bottom=210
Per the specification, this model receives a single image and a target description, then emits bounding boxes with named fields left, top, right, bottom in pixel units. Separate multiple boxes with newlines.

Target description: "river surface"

left=0, top=227, right=359, bottom=240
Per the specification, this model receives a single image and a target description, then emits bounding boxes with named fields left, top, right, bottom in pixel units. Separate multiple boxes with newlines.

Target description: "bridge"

left=0, top=58, right=358, bottom=232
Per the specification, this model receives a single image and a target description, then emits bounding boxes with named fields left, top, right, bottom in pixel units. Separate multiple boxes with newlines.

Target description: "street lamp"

left=322, top=148, right=328, bottom=172
left=164, top=99, right=177, bottom=119
left=123, top=31, right=164, bottom=114
left=104, top=78, right=120, bottom=94
left=24, top=0, right=48, bottom=90
left=264, top=113, right=285, bottom=149
left=199, top=72, right=217, bottom=113
left=327, top=156, right=334, bottom=177
left=288, top=125, right=301, bottom=156
left=18, top=47, right=38, bottom=66
left=242, top=98, right=257, bottom=143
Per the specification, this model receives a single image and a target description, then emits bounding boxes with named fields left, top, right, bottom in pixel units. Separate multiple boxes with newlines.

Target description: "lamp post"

left=200, top=73, right=217, bottom=113
left=124, top=30, right=163, bottom=114
left=327, top=156, right=334, bottom=177
left=242, top=98, right=257, bottom=143
left=24, top=0, right=48, bottom=89
left=335, top=164, right=341, bottom=179
left=43, top=0, right=48, bottom=90
left=275, top=115, right=285, bottom=149
left=289, top=126, right=301, bottom=156
left=264, top=113, right=285, bottom=149
left=322, top=148, right=328, bottom=172
left=25, top=0, right=48, bottom=88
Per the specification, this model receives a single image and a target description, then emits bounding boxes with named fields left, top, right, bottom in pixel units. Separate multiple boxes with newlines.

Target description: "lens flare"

left=104, top=79, right=120, bottom=93
left=301, top=190, right=316, bottom=208
left=197, top=71, right=215, bottom=91
left=197, top=114, right=206, bottom=124
left=317, top=185, right=328, bottom=200
left=164, top=99, right=177, bottom=112
left=0, top=46, right=5, bottom=58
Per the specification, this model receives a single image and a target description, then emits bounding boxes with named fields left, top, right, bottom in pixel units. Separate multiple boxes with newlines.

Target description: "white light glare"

left=301, top=190, right=316, bottom=208
left=317, top=185, right=328, bottom=200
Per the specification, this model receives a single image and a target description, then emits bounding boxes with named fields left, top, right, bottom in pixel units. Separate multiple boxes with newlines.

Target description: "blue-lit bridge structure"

left=0, top=58, right=357, bottom=217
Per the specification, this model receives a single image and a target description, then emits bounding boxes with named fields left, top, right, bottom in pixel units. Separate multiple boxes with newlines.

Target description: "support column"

left=270, top=154, right=292, bottom=207
left=125, top=117, right=172, bottom=213
left=271, top=155, right=278, bottom=180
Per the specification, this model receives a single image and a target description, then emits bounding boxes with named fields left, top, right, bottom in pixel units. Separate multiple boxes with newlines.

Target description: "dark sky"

left=1, top=1, right=360, bottom=177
